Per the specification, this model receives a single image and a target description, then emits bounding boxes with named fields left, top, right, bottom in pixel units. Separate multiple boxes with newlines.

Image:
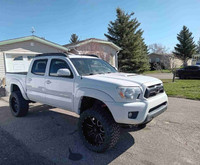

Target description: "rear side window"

left=185, top=66, right=198, bottom=70
left=49, top=59, right=73, bottom=78
left=31, top=59, right=48, bottom=76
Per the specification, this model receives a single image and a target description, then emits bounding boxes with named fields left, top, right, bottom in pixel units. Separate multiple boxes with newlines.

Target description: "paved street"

left=0, top=97, right=200, bottom=165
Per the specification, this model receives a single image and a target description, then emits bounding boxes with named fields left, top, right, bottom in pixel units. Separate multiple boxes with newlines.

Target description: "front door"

left=44, top=58, right=74, bottom=111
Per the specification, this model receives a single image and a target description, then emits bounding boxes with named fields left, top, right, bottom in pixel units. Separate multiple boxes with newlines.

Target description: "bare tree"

left=149, top=43, right=169, bottom=54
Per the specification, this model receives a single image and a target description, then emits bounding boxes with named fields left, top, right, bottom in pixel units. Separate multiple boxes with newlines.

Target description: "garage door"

left=5, top=54, right=35, bottom=72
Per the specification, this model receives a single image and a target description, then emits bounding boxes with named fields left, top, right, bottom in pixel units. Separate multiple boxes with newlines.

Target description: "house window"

left=156, top=58, right=160, bottom=62
left=13, top=56, right=23, bottom=61
left=27, top=56, right=35, bottom=61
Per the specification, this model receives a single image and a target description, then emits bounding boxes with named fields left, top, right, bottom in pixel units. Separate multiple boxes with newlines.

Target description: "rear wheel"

left=9, top=91, right=29, bottom=117
left=78, top=108, right=120, bottom=152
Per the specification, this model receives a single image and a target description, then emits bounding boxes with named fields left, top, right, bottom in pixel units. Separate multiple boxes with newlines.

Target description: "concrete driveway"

left=0, top=97, right=200, bottom=165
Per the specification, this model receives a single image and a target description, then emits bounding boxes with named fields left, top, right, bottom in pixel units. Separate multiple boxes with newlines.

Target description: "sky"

left=0, top=0, right=200, bottom=51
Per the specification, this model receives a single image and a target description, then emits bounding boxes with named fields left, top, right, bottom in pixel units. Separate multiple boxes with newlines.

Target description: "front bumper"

left=105, top=92, right=168, bottom=125
left=142, top=101, right=167, bottom=124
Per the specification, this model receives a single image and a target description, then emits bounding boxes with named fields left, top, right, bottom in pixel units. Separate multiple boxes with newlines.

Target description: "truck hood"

left=83, top=72, right=162, bottom=87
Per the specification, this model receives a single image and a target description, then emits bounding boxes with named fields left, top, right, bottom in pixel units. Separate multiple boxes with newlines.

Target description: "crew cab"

left=6, top=53, right=168, bottom=152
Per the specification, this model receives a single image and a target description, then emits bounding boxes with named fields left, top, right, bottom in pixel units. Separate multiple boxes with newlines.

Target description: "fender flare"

left=74, top=87, right=115, bottom=114
left=10, top=79, right=29, bottom=100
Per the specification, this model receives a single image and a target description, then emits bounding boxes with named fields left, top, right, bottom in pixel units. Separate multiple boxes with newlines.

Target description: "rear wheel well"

left=79, top=97, right=114, bottom=119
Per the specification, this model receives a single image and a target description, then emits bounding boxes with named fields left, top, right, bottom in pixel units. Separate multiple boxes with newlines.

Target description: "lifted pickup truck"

left=6, top=53, right=168, bottom=152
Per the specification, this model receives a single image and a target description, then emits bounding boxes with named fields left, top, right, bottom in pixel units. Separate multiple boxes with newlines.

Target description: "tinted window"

left=185, top=66, right=199, bottom=70
left=31, top=59, right=47, bottom=76
left=49, top=59, right=72, bottom=78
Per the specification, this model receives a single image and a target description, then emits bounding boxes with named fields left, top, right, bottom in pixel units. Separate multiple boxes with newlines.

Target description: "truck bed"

left=5, top=72, right=27, bottom=93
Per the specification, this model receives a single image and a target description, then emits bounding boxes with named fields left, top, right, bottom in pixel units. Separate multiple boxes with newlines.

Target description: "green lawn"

left=162, top=79, right=200, bottom=100
left=144, top=69, right=171, bottom=74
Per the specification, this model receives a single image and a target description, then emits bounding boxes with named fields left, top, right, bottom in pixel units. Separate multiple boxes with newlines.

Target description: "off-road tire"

left=78, top=108, right=120, bottom=153
left=9, top=91, right=29, bottom=117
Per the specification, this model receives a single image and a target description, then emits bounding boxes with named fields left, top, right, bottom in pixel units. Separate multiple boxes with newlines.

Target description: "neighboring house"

left=148, top=53, right=192, bottom=69
left=0, top=36, right=69, bottom=80
left=192, top=54, right=200, bottom=65
left=64, top=38, right=121, bottom=68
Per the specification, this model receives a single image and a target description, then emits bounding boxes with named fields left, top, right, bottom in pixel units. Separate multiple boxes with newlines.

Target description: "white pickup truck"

left=6, top=53, right=168, bottom=152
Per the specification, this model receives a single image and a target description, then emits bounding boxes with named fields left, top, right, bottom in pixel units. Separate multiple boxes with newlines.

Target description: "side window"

left=31, top=59, right=48, bottom=76
left=49, top=59, right=73, bottom=78
left=155, top=58, right=160, bottom=62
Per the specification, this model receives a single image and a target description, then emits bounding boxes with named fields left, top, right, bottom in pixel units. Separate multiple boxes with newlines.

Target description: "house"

left=63, top=38, right=121, bottom=68
left=0, top=35, right=69, bottom=80
left=148, top=53, right=192, bottom=69
left=192, top=54, right=200, bottom=65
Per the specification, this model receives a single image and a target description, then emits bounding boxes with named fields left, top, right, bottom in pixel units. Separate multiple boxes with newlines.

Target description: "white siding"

left=0, top=39, right=66, bottom=76
left=0, top=52, right=5, bottom=79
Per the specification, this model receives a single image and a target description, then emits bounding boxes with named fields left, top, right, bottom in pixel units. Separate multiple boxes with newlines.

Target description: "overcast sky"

left=0, top=0, right=200, bottom=51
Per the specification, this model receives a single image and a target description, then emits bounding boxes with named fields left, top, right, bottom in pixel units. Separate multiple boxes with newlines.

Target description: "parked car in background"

left=176, top=65, right=200, bottom=79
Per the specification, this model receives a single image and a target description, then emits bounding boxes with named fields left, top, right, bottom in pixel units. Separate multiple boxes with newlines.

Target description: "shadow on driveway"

left=0, top=104, right=135, bottom=165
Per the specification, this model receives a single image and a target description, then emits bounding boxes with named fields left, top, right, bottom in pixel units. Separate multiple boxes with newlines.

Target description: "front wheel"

left=9, top=91, right=29, bottom=117
left=78, top=109, right=120, bottom=153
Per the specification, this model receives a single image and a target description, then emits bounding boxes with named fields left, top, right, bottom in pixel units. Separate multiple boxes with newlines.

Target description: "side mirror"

left=57, top=69, right=71, bottom=77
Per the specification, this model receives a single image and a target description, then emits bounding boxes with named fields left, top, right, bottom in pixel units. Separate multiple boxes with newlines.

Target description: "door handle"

left=46, top=80, right=52, bottom=84
left=28, top=78, right=32, bottom=82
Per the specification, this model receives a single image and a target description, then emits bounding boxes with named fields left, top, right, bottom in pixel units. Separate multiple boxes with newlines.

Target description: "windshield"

left=70, top=58, right=117, bottom=76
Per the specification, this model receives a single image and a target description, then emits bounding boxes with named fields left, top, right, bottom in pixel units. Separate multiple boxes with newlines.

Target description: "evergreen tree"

left=69, top=34, right=79, bottom=43
left=197, top=38, right=200, bottom=54
left=104, top=8, right=149, bottom=73
left=173, top=26, right=196, bottom=66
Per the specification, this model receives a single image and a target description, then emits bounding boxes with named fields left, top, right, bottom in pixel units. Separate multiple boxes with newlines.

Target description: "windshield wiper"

left=87, top=72, right=107, bottom=76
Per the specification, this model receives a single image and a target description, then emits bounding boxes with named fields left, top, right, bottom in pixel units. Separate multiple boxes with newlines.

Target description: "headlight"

left=117, top=87, right=141, bottom=100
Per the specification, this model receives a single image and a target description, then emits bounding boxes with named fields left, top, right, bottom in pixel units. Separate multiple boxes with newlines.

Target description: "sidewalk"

left=0, top=96, right=9, bottom=103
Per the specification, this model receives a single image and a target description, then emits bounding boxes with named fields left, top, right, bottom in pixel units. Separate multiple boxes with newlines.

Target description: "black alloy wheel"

left=78, top=108, right=120, bottom=153
left=82, top=116, right=105, bottom=146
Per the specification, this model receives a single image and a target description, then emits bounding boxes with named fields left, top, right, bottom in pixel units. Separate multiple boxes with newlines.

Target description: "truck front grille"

left=144, top=83, right=164, bottom=98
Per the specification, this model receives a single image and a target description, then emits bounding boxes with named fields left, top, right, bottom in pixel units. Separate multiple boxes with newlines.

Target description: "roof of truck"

left=35, top=53, right=98, bottom=59
left=68, top=54, right=98, bottom=59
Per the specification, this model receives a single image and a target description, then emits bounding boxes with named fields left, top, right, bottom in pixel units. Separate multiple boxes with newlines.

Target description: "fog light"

left=128, top=112, right=133, bottom=118
left=128, top=111, right=139, bottom=119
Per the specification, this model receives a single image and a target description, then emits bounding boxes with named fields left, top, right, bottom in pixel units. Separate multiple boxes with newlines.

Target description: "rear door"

left=26, top=58, right=48, bottom=103
left=183, top=66, right=191, bottom=78
left=44, top=58, right=75, bottom=111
